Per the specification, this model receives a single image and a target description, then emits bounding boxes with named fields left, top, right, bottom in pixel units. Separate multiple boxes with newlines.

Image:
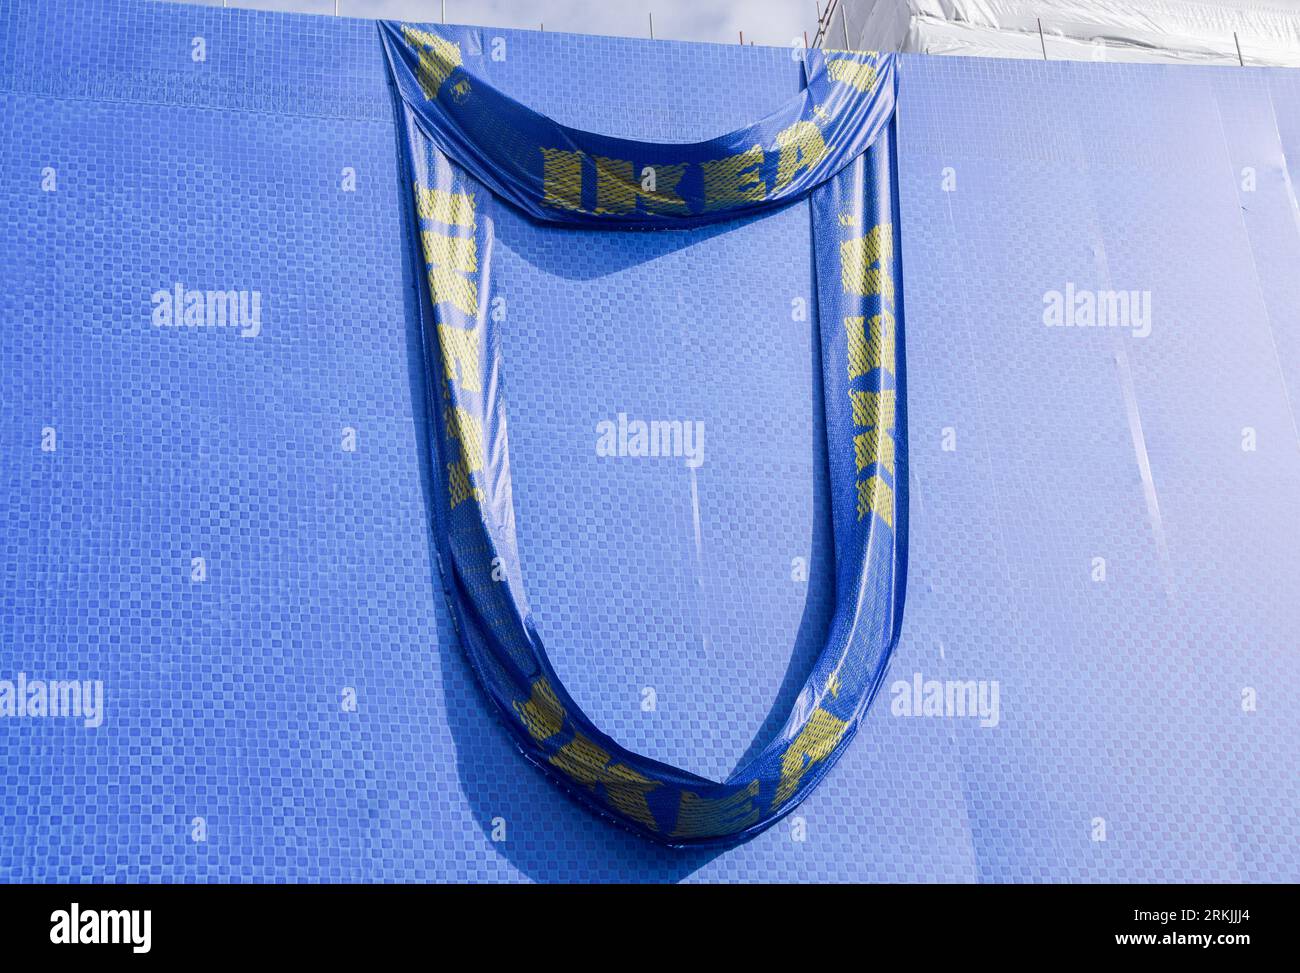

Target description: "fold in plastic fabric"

left=380, top=21, right=898, bottom=227
left=380, top=21, right=908, bottom=845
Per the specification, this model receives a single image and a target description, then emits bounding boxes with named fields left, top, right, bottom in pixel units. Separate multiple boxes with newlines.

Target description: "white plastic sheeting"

left=819, top=0, right=1300, bottom=65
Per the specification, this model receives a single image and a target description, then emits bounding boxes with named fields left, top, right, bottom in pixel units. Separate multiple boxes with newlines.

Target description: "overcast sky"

left=187, top=0, right=824, bottom=47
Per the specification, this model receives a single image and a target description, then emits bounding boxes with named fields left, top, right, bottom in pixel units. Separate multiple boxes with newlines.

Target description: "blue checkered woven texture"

left=1, top=0, right=1296, bottom=881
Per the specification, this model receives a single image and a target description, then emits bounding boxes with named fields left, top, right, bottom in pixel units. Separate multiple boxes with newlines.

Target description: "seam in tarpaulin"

left=1086, top=215, right=1176, bottom=603
left=1110, top=338, right=1175, bottom=602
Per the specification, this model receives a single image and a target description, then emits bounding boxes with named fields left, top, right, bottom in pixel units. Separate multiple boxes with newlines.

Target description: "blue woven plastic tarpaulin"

left=379, top=22, right=906, bottom=844
left=2, top=0, right=1298, bottom=882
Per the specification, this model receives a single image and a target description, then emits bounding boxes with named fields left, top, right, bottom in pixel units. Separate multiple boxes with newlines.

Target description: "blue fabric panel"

left=381, top=22, right=905, bottom=845
left=1, top=0, right=1296, bottom=880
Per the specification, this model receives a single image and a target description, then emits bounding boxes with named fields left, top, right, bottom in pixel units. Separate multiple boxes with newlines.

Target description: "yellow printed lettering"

left=549, top=733, right=661, bottom=832
left=593, top=156, right=635, bottom=214
left=851, top=388, right=896, bottom=474
left=772, top=707, right=849, bottom=809
left=773, top=120, right=828, bottom=192
left=447, top=457, right=476, bottom=509
left=844, top=311, right=895, bottom=380
left=827, top=58, right=878, bottom=93
left=427, top=263, right=477, bottom=317
left=436, top=324, right=481, bottom=393
left=541, top=147, right=584, bottom=212
left=593, top=157, right=688, bottom=215
left=841, top=224, right=894, bottom=303
left=856, top=474, right=894, bottom=526
left=513, top=678, right=566, bottom=742
left=702, top=144, right=766, bottom=211
left=422, top=230, right=477, bottom=274
left=854, top=427, right=895, bottom=475
left=849, top=388, right=895, bottom=429
left=414, top=184, right=475, bottom=227
left=672, top=780, right=761, bottom=839
left=401, top=26, right=462, bottom=99
left=445, top=405, right=485, bottom=472
left=418, top=189, right=479, bottom=317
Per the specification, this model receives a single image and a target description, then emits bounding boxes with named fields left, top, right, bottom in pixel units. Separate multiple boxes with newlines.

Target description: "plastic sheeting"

left=823, top=0, right=1300, bottom=65
left=380, top=23, right=905, bottom=844
left=2, top=0, right=1298, bottom=881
